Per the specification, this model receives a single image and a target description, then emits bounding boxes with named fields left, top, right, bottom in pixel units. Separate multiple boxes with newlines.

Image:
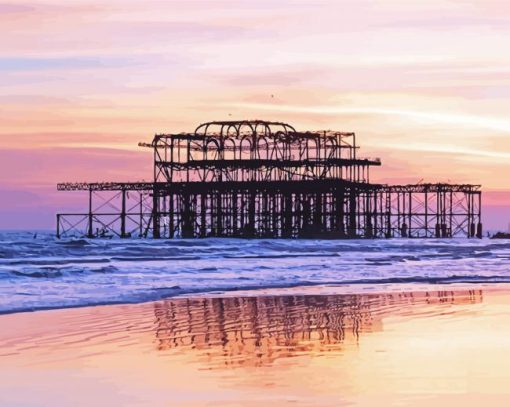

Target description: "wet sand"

left=1, top=283, right=510, bottom=406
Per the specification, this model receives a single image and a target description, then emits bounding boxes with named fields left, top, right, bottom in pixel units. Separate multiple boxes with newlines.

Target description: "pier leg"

left=477, top=192, right=482, bottom=239
left=152, top=187, right=160, bottom=239
left=56, top=214, right=60, bottom=239
left=248, top=190, right=256, bottom=237
left=139, top=192, right=143, bottom=237
left=87, top=189, right=94, bottom=238
left=120, top=189, right=127, bottom=238
left=348, top=189, right=357, bottom=238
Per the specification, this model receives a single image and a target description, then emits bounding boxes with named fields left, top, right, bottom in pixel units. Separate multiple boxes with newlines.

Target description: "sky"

left=1, top=0, right=509, bottom=230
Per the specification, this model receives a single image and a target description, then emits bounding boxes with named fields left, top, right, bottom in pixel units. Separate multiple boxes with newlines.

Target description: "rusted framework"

left=56, top=120, right=482, bottom=239
left=151, top=120, right=380, bottom=183
left=358, top=184, right=482, bottom=238
left=56, top=184, right=153, bottom=239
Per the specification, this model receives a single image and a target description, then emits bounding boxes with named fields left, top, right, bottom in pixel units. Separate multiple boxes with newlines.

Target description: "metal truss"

left=56, top=120, right=482, bottom=239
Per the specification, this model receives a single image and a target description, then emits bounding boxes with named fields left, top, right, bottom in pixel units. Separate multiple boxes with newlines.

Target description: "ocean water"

left=0, top=231, right=509, bottom=314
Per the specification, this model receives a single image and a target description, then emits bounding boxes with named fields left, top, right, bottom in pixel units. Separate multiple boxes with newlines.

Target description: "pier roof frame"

left=149, top=119, right=356, bottom=146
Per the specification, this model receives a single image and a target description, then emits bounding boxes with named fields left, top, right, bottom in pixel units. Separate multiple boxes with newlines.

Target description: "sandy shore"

left=1, top=283, right=510, bottom=406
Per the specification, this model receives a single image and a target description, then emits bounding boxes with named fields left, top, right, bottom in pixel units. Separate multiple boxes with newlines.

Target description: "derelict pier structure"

left=56, top=120, right=482, bottom=239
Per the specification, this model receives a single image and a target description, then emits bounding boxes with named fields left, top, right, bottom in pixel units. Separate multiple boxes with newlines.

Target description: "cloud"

left=0, top=3, right=35, bottom=13
left=0, top=56, right=142, bottom=71
left=224, top=102, right=510, bottom=134
left=0, top=147, right=152, bottom=188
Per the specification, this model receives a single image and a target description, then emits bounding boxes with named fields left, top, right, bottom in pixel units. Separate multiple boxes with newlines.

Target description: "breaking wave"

left=0, top=231, right=509, bottom=314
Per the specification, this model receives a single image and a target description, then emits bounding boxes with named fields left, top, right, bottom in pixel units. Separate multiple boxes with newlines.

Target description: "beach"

left=3, top=0, right=510, bottom=405
left=2, top=283, right=510, bottom=406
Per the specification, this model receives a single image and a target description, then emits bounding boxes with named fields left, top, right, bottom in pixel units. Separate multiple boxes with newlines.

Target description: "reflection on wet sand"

left=4, top=286, right=510, bottom=406
left=154, top=290, right=482, bottom=368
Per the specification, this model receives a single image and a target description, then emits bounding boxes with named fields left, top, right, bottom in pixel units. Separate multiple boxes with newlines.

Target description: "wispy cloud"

left=0, top=56, right=141, bottom=71
left=223, top=102, right=510, bottom=134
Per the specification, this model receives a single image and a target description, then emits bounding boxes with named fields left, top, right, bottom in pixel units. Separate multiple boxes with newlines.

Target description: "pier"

left=56, top=120, right=482, bottom=239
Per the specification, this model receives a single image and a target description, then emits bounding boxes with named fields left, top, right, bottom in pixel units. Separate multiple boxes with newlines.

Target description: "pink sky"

left=1, top=0, right=510, bottom=230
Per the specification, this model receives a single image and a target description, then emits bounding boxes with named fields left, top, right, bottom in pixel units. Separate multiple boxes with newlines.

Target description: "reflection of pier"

left=153, top=290, right=482, bottom=368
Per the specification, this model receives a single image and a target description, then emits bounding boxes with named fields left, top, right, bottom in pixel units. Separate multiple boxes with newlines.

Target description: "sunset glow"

left=1, top=0, right=509, bottom=229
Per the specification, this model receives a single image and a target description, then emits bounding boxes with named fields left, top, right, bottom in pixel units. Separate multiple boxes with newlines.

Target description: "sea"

left=1, top=231, right=509, bottom=314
